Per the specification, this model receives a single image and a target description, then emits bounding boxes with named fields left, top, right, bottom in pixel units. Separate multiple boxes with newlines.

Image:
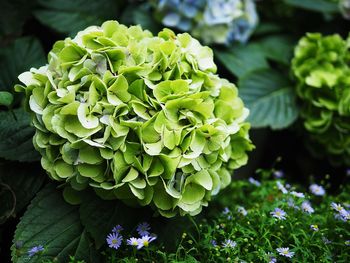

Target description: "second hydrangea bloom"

left=17, top=21, right=253, bottom=217
left=153, top=0, right=258, bottom=45
left=292, top=33, right=350, bottom=165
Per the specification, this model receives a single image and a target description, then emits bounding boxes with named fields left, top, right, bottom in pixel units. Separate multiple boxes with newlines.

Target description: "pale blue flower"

left=248, top=177, right=261, bottom=186
left=276, top=181, right=288, bottom=194
left=106, top=232, right=122, bottom=250
left=301, top=201, right=314, bottom=214
left=345, top=240, right=350, bottom=246
left=273, top=170, right=284, bottom=178
left=137, top=222, right=151, bottom=236
left=154, top=0, right=258, bottom=45
left=276, top=247, right=295, bottom=258
left=222, top=239, right=237, bottom=248
left=290, top=191, right=305, bottom=198
left=270, top=208, right=287, bottom=220
left=309, top=184, right=325, bottom=196
left=237, top=206, right=247, bottom=216
left=28, top=245, right=44, bottom=257
left=112, top=225, right=123, bottom=233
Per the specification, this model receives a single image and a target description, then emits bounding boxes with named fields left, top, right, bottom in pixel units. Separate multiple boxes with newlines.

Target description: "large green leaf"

left=239, top=69, right=299, bottom=129
left=0, top=108, right=39, bottom=162
left=284, top=0, right=339, bottom=13
left=79, top=193, right=152, bottom=249
left=0, top=37, right=45, bottom=92
left=257, top=35, right=295, bottom=65
left=132, top=4, right=162, bottom=34
left=0, top=162, right=45, bottom=224
left=34, top=0, right=124, bottom=36
left=215, top=44, right=269, bottom=78
left=0, top=0, right=37, bottom=38
left=11, top=184, right=100, bottom=263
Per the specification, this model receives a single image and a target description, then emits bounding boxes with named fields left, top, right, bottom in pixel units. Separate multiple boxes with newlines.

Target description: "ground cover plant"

left=1, top=0, right=350, bottom=262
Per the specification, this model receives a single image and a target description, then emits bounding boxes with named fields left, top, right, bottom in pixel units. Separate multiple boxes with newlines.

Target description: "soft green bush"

left=292, top=32, right=350, bottom=165
left=16, top=20, right=253, bottom=217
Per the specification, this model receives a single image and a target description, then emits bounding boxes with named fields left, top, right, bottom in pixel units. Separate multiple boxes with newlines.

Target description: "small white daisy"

left=290, top=191, right=305, bottom=198
left=276, top=247, right=295, bottom=258
left=222, top=239, right=237, bottom=248
left=276, top=181, right=288, bottom=194
left=309, top=184, right=325, bottom=196
left=270, top=208, right=287, bottom=220
left=301, top=201, right=314, bottom=214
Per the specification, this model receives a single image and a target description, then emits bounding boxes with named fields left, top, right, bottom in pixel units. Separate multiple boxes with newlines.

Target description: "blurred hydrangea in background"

left=153, top=0, right=258, bottom=45
left=340, top=0, right=350, bottom=19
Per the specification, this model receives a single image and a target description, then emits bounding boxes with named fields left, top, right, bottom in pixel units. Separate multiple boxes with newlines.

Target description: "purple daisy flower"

left=28, top=245, right=44, bottom=257
left=136, top=235, right=157, bottom=249
left=276, top=247, right=295, bottom=258
left=106, top=232, right=122, bottom=250
left=270, top=208, right=287, bottom=220
left=136, top=222, right=151, bottom=236
left=309, top=184, right=325, bottom=196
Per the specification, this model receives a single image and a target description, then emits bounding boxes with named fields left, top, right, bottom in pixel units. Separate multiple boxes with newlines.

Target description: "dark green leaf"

left=0, top=0, right=37, bottom=38
left=34, top=0, right=123, bottom=36
left=79, top=193, right=152, bottom=249
left=0, top=108, right=39, bottom=162
left=0, top=91, right=14, bottom=107
left=0, top=37, right=45, bottom=92
left=284, top=0, right=339, bottom=13
left=132, top=4, right=162, bottom=34
left=0, top=162, right=45, bottom=224
left=215, top=44, right=269, bottom=78
left=258, top=35, right=296, bottom=65
left=11, top=184, right=101, bottom=263
left=239, top=69, right=299, bottom=129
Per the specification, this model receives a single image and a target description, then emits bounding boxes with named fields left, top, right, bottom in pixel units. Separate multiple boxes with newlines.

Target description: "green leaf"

left=11, top=184, right=101, bottom=263
left=0, top=0, right=36, bottom=38
left=0, top=91, right=14, bottom=106
left=0, top=37, right=45, bottom=92
left=215, top=44, right=269, bottom=78
left=34, top=0, right=123, bottom=36
left=79, top=193, right=152, bottom=248
left=132, top=4, right=162, bottom=34
left=239, top=69, right=299, bottom=129
left=0, top=108, right=39, bottom=162
left=0, top=162, right=45, bottom=224
left=257, top=35, right=296, bottom=65
left=284, top=0, right=339, bottom=13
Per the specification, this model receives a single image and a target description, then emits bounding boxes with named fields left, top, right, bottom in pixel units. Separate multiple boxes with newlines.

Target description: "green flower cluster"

left=292, top=33, right=350, bottom=165
left=16, top=21, right=253, bottom=217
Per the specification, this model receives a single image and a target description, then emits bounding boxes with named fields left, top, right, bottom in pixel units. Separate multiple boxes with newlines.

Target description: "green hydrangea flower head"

left=292, top=32, right=350, bottom=165
left=16, top=21, right=253, bottom=217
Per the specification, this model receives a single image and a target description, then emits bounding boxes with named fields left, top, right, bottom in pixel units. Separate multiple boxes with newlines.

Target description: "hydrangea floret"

left=16, top=20, right=253, bottom=217
left=153, top=0, right=258, bottom=45
left=292, top=33, right=350, bottom=165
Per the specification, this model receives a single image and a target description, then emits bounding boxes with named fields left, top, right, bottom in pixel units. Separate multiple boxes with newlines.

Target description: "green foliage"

left=34, top=0, right=124, bottom=36
left=79, top=194, right=151, bottom=248
left=0, top=91, right=14, bottom=107
left=292, top=33, right=350, bottom=165
left=239, top=69, right=299, bottom=129
left=17, top=21, right=253, bottom=217
left=215, top=44, right=269, bottom=78
left=0, top=37, right=45, bottom=93
left=284, top=0, right=339, bottom=13
left=0, top=108, right=39, bottom=162
left=0, top=162, right=45, bottom=224
left=11, top=184, right=101, bottom=263
left=103, top=175, right=350, bottom=262
left=0, top=0, right=37, bottom=39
